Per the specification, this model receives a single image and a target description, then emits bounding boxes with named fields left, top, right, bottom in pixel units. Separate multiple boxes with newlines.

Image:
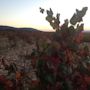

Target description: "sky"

left=0, top=0, right=90, bottom=31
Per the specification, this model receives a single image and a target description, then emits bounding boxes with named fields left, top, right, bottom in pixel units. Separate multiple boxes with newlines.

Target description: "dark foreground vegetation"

left=0, top=7, right=90, bottom=90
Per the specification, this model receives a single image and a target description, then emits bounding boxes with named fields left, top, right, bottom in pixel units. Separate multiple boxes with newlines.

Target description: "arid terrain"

left=0, top=26, right=90, bottom=90
left=0, top=26, right=90, bottom=75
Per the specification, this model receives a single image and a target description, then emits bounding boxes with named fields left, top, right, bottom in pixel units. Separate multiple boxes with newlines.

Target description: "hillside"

left=0, top=26, right=90, bottom=89
left=0, top=26, right=90, bottom=57
left=0, top=26, right=89, bottom=60
left=0, top=26, right=53, bottom=76
left=0, top=26, right=90, bottom=42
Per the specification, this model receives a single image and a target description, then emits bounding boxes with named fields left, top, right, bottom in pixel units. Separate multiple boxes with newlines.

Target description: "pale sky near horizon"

left=0, top=0, right=90, bottom=31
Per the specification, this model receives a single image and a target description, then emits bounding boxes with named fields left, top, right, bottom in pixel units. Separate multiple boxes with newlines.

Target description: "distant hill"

left=0, top=25, right=40, bottom=32
left=0, top=26, right=53, bottom=44
left=0, top=25, right=90, bottom=42
left=0, top=26, right=16, bottom=30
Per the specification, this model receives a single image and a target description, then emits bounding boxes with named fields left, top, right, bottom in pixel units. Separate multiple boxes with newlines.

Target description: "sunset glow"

left=0, top=0, right=90, bottom=31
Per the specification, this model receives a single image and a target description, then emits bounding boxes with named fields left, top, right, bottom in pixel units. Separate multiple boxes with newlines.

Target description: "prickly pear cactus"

left=36, top=7, right=90, bottom=90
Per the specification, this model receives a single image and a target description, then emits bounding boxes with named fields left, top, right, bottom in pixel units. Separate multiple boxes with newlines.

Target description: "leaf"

left=39, top=7, right=44, bottom=14
left=47, top=8, right=53, bottom=16
left=70, top=7, right=88, bottom=25
left=70, top=13, right=78, bottom=25
left=76, top=7, right=88, bottom=19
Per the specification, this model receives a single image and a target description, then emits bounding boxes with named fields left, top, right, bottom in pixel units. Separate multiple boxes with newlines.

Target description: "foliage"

left=32, top=7, right=90, bottom=90
left=0, top=7, right=89, bottom=90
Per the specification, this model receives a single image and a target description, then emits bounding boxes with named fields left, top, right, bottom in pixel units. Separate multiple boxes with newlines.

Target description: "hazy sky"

left=0, top=0, right=90, bottom=31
